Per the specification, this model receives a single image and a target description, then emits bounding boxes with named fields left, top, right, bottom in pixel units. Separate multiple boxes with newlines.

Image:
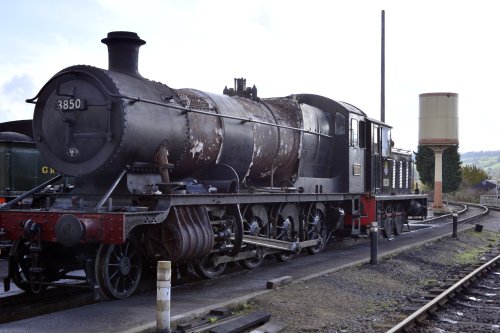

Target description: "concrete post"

left=156, top=261, right=172, bottom=333
left=370, top=222, right=378, bottom=265
left=433, top=149, right=443, bottom=208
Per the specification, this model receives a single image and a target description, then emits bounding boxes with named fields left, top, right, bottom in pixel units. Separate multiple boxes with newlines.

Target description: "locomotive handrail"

left=95, top=168, right=129, bottom=210
left=26, top=69, right=332, bottom=139
left=124, top=96, right=332, bottom=138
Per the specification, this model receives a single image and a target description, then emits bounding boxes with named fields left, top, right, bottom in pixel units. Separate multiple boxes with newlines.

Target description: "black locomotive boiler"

left=0, top=32, right=427, bottom=298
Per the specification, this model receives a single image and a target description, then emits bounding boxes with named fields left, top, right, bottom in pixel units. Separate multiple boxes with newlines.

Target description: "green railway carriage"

left=0, top=131, right=58, bottom=203
left=0, top=126, right=72, bottom=256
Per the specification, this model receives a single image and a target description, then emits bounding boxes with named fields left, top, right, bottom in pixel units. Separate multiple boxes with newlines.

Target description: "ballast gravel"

left=249, top=214, right=500, bottom=333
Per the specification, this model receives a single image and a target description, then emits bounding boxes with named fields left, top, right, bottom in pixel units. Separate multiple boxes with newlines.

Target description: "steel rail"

left=421, top=202, right=487, bottom=225
left=386, top=253, right=500, bottom=333
left=454, top=202, right=489, bottom=222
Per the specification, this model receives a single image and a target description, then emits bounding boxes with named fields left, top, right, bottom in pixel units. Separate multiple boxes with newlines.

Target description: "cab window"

left=381, top=127, right=391, bottom=157
left=350, top=119, right=358, bottom=147
left=359, top=121, right=366, bottom=148
left=335, top=113, right=345, bottom=135
left=372, top=124, right=380, bottom=155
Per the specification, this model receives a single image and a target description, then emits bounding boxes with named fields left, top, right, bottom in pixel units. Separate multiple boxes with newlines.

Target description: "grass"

left=419, top=278, right=438, bottom=288
left=455, top=248, right=485, bottom=265
left=453, top=230, right=500, bottom=265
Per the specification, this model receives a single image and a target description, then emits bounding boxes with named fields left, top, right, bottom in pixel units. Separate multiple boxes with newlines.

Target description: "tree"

left=442, top=145, right=462, bottom=192
left=461, top=164, right=490, bottom=187
left=415, top=145, right=434, bottom=187
left=416, top=144, right=462, bottom=192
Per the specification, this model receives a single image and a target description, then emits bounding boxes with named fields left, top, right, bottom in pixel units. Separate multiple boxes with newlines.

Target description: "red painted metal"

left=0, top=211, right=126, bottom=244
left=360, top=195, right=377, bottom=227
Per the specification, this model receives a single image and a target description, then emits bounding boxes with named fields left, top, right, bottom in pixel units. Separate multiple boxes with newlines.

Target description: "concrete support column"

left=433, top=150, right=443, bottom=208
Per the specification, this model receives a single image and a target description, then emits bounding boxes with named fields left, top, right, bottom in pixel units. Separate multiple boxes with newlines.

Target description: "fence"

left=480, top=195, right=499, bottom=207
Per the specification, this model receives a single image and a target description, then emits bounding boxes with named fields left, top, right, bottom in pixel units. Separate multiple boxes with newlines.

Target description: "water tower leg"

left=433, top=149, right=443, bottom=208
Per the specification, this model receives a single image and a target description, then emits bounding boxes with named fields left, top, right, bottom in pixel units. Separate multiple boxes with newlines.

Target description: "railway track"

left=0, top=202, right=490, bottom=327
left=423, top=202, right=488, bottom=223
left=413, top=202, right=488, bottom=233
left=486, top=205, right=500, bottom=213
left=385, top=246, right=500, bottom=332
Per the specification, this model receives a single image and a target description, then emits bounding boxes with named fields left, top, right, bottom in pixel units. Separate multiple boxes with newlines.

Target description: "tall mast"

left=381, top=10, right=386, bottom=123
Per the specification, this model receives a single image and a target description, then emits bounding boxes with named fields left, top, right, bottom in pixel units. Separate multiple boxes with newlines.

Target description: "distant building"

left=473, top=179, right=499, bottom=193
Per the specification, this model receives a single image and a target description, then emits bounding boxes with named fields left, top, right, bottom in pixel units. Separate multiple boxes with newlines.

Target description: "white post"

left=156, top=261, right=172, bottom=333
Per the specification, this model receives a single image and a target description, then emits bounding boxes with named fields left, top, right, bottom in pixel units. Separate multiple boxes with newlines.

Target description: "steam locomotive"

left=0, top=32, right=427, bottom=299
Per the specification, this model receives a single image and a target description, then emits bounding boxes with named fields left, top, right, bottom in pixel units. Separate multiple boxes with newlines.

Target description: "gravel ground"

left=249, top=212, right=500, bottom=333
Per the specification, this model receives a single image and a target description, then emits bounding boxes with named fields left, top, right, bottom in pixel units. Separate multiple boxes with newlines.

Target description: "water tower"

left=419, top=92, right=459, bottom=210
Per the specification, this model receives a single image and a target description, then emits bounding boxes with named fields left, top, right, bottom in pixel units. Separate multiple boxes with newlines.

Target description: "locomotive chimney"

left=101, top=31, right=145, bottom=78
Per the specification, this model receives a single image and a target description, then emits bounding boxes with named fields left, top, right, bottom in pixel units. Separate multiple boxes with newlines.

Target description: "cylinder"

left=156, top=261, right=172, bottom=333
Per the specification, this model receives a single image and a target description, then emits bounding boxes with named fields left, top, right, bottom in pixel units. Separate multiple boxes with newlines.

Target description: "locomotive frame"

left=0, top=31, right=427, bottom=299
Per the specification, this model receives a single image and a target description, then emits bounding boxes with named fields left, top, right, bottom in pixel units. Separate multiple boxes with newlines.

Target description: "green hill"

left=461, top=150, right=500, bottom=179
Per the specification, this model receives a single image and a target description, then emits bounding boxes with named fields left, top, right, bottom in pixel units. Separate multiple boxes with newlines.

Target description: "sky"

left=1, top=0, right=499, bottom=154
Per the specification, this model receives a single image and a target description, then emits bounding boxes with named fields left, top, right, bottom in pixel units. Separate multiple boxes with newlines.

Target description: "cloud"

left=1, top=74, right=36, bottom=99
left=0, top=74, right=37, bottom=122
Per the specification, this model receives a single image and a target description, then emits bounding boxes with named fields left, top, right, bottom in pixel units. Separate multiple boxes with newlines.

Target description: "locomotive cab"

left=364, top=119, right=393, bottom=195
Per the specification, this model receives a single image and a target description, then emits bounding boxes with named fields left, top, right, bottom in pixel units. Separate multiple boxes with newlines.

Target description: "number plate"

left=56, top=98, right=86, bottom=111
left=352, top=163, right=362, bottom=176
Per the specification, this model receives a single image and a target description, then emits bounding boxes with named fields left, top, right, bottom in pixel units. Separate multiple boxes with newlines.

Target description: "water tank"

left=419, top=92, right=458, bottom=145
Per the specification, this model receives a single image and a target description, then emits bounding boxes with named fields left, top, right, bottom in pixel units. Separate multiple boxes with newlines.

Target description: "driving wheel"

left=274, top=204, right=298, bottom=262
left=95, top=237, right=143, bottom=299
left=8, top=240, right=48, bottom=293
left=393, top=204, right=405, bottom=235
left=305, top=203, right=328, bottom=255
left=241, top=205, right=269, bottom=269
left=193, top=253, right=227, bottom=279
left=382, top=205, right=395, bottom=239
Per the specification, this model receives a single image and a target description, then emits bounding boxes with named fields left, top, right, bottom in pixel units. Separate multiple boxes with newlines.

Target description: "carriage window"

left=372, top=124, right=380, bottom=155
left=335, top=113, right=345, bottom=135
left=381, top=127, right=391, bottom=157
left=359, top=121, right=366, bottom=148
left=350, top=119, right=358, bottom=147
